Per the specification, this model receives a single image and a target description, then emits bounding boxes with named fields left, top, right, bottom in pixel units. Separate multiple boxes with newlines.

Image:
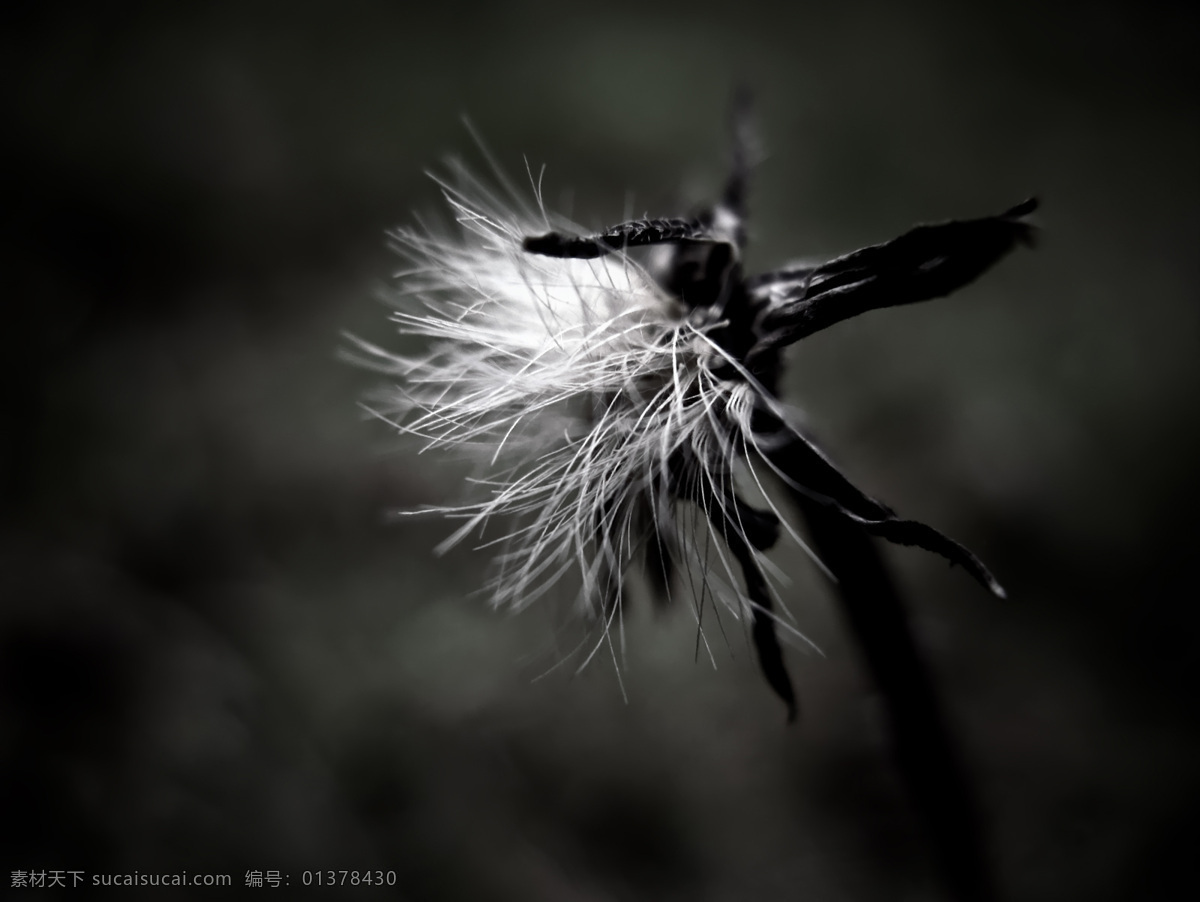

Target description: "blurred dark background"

left=3, top=1, right=1198, bottom=898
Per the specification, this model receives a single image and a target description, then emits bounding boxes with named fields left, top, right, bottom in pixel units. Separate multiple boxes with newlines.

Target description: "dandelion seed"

left=357, top=98, right=1036, bottom=720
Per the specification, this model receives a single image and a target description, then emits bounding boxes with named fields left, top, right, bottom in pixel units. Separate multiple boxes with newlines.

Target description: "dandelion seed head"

left=366, top=161, right=767, bottom=633
left=357, top=110, right=1033, bottom=715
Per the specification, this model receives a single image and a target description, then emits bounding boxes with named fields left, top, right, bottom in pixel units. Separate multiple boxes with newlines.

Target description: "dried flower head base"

left=361, top=98, right=1034, bottom=726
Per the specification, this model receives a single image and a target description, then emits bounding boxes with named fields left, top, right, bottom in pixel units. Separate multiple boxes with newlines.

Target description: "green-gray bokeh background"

left=4, top=1, right=1198, bottom=899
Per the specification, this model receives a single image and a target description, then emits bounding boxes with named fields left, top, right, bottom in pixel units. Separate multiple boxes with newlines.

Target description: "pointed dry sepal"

left=755, top=412, right=1006, bottom=599
left=714, top=509, right=798, bottom=722
left=523, top=217, right=708, bottom=259
left=685, top=470, right=796, bottom=721
left=717, top=83, right=757, bottom=246
left=754, top=198, right=1038, bottom=349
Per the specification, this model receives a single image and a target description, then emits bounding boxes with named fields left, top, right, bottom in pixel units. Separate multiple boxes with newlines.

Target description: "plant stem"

left=794, top=495, right=998, bottom=902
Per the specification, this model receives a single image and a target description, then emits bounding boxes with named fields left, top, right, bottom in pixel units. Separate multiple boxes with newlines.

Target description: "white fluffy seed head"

left=355, top=155, right=817, bottom=670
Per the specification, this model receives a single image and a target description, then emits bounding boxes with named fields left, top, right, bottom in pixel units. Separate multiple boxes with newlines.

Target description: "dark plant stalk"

left=793, top=492, right=997, bottom=902
left=753, top=416, right=999, bottom=900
